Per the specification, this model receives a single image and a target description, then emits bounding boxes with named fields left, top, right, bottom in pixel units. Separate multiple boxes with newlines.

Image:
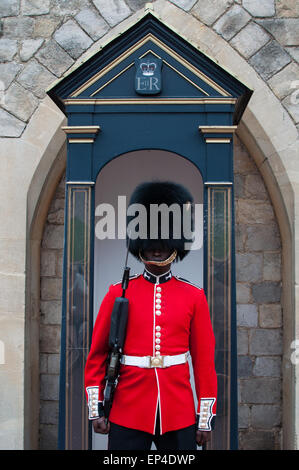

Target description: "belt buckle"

left=150, top=356, right=164, bottom=368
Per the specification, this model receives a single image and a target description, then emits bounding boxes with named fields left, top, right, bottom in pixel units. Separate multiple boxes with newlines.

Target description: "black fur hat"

left=126, top=180, right=194, bottom=262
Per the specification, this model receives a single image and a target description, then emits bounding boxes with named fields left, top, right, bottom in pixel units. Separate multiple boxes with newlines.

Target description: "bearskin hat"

left=126, top=180, right=194, bottom=262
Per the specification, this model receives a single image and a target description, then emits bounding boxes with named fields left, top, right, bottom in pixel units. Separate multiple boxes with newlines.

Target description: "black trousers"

left=108, top=408, right=197, bottom=451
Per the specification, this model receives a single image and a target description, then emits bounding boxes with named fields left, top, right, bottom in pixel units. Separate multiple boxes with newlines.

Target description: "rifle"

left=103, top=242, right=131, bottom=421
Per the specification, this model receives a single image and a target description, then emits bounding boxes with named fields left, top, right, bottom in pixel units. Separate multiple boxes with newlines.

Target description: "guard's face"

left=142, top=247, right=173, bottom=263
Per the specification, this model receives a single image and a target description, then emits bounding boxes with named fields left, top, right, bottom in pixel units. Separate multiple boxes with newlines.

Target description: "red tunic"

left=84, top=271, right=217, bottom=434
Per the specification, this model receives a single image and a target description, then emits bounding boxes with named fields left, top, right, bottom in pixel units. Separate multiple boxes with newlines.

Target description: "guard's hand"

left=92, top=417, right=110, bottom=434
left=196, top=430, right=211, bottom=447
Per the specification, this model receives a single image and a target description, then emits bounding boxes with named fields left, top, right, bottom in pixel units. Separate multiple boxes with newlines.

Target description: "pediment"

left=48, top=13, right=252, bottom=123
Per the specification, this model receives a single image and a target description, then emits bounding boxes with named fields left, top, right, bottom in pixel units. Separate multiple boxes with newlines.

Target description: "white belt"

left=120, top=351, right=190, bottom=369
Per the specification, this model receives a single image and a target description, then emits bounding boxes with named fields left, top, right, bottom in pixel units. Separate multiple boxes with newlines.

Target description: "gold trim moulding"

left=66, top=181, right=95, bottom=185
left=205, top=138, right=231, bottom=143
left=68, top=138, right=95, bottom=144
left=204, top=182, right=233, bottom=185
left=62, top=125, right=101, bottom=134
left=63, top=98, right=237, bottom=106
left=199, top=125, right=237, bottom=133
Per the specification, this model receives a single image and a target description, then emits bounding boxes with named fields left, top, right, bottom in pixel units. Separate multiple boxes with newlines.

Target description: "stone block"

left=252, top=282, right=281, bottom=304
left=237, top=304, right=258, bottom=327
left=92, top=0, right=131, bottom=27
left=39, top=401, right=59, bottom=425
left=259, top=304, right=282, bottom=328
left=276, top=0, right=299, bottom=17
left=0, top=63, right=22, bottom=90
left=249, top=329, right=282, bottom=355
left=40, top=353, right=48, bottom=374
left=243, top=0, right=275, bottom=17
left=41, top=250, right=56, bottom=277
left=230, top=21, right=270, bottom=59
left=285, top=46, right=299, bottom=62
left=126, top=0, right=152, bottom=12
left=258, top=19, right=299, bottom=46
left=36, top=40, right=74, bottom=77
left=40, top=300, right=62, bottom=325
left=3, top=16, right=34, bottom=38
left=191, top=0, right=233, bottom=26
left=238, top=355, right=253, bottom=377
left=234, top=174, right=245, bottom=198
left=268, top=62, right=299, bottom=100
left=251, top=404, right=281, bottom=428
left=21, top=0, right=50, bottom=16
left=238, top=404, right=250, bottom=428
left=40, top=374, right=59, bottom=401
left=51, top=0, right=90, bottom=16
left=239, top=429, right=276, bottom=450
left=2, top=82, right=39, bottom=122
left=253, top=357, right=281, bottom=377
left=246, top=225, right=281, bottom=252
left=236, top=283, right=251, bottom=303
left=75, top=8, right=109, bottom=41
left=244, top=174, right=268, bottom=201
left=41, top=278, right=62, bottom=301
left=56, top=251, right=63, bottom=278
left=235, top=223, right=246, bottom=251
left=0, top=0, right=19, bottom=17
left=39, top=424, right=58, bottom=450
left=48, top=354, right=60, bottom=374
left=282, top=92, right=299, bottom=123
left=237, top=328, right=249, bottom=355
left=33, top=17, right=60, bottom=38
left=213, top=4, right=251, bottom=41
left=40, top=325, right=61, bottom=353
left=0, top=108, right=25, bottom=137
left=236, top=253, right=263, bottom=282
left=169, top=0, right=198, bottom=12
left=20, top=38, right=44, bottom=62
left=17, top=59, right=56, bottom=98
left=236, top=199, right=275, bottom=225
left=0, top=39, right=18, bottom=62
left=249, top=40, right=291, bottom=80
left=54, top=20, right=93, bottom=60
left=47, top=209, right=64, bottom=225
left=234, top=139, right=258, bottom=174
left=42, top=224, right=64, bottom=250
left=240, top=377, right=281, bottom=404
left=263, top=253, right=281, bottom=281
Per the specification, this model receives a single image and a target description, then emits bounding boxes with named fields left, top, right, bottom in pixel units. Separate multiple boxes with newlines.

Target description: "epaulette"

left=175, top=276, right=203, bottom=290
left=112, top=273, right=141, bottom=286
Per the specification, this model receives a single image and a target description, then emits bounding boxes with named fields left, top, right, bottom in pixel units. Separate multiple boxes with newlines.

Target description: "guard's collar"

left=143, top=268, right=172, bottom=284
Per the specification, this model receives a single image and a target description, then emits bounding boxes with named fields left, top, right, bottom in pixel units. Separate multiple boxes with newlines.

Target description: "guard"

left=84, top=181, right=217, bottom=450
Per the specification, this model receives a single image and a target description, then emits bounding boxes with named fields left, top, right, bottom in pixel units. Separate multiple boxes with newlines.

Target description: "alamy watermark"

left=95, top=196, right=203, bottom=250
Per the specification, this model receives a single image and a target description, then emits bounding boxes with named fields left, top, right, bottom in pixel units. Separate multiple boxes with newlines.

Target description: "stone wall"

left=39, top=136, right=283, bottom=449
left=0, top=0, right=298, bottom=137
